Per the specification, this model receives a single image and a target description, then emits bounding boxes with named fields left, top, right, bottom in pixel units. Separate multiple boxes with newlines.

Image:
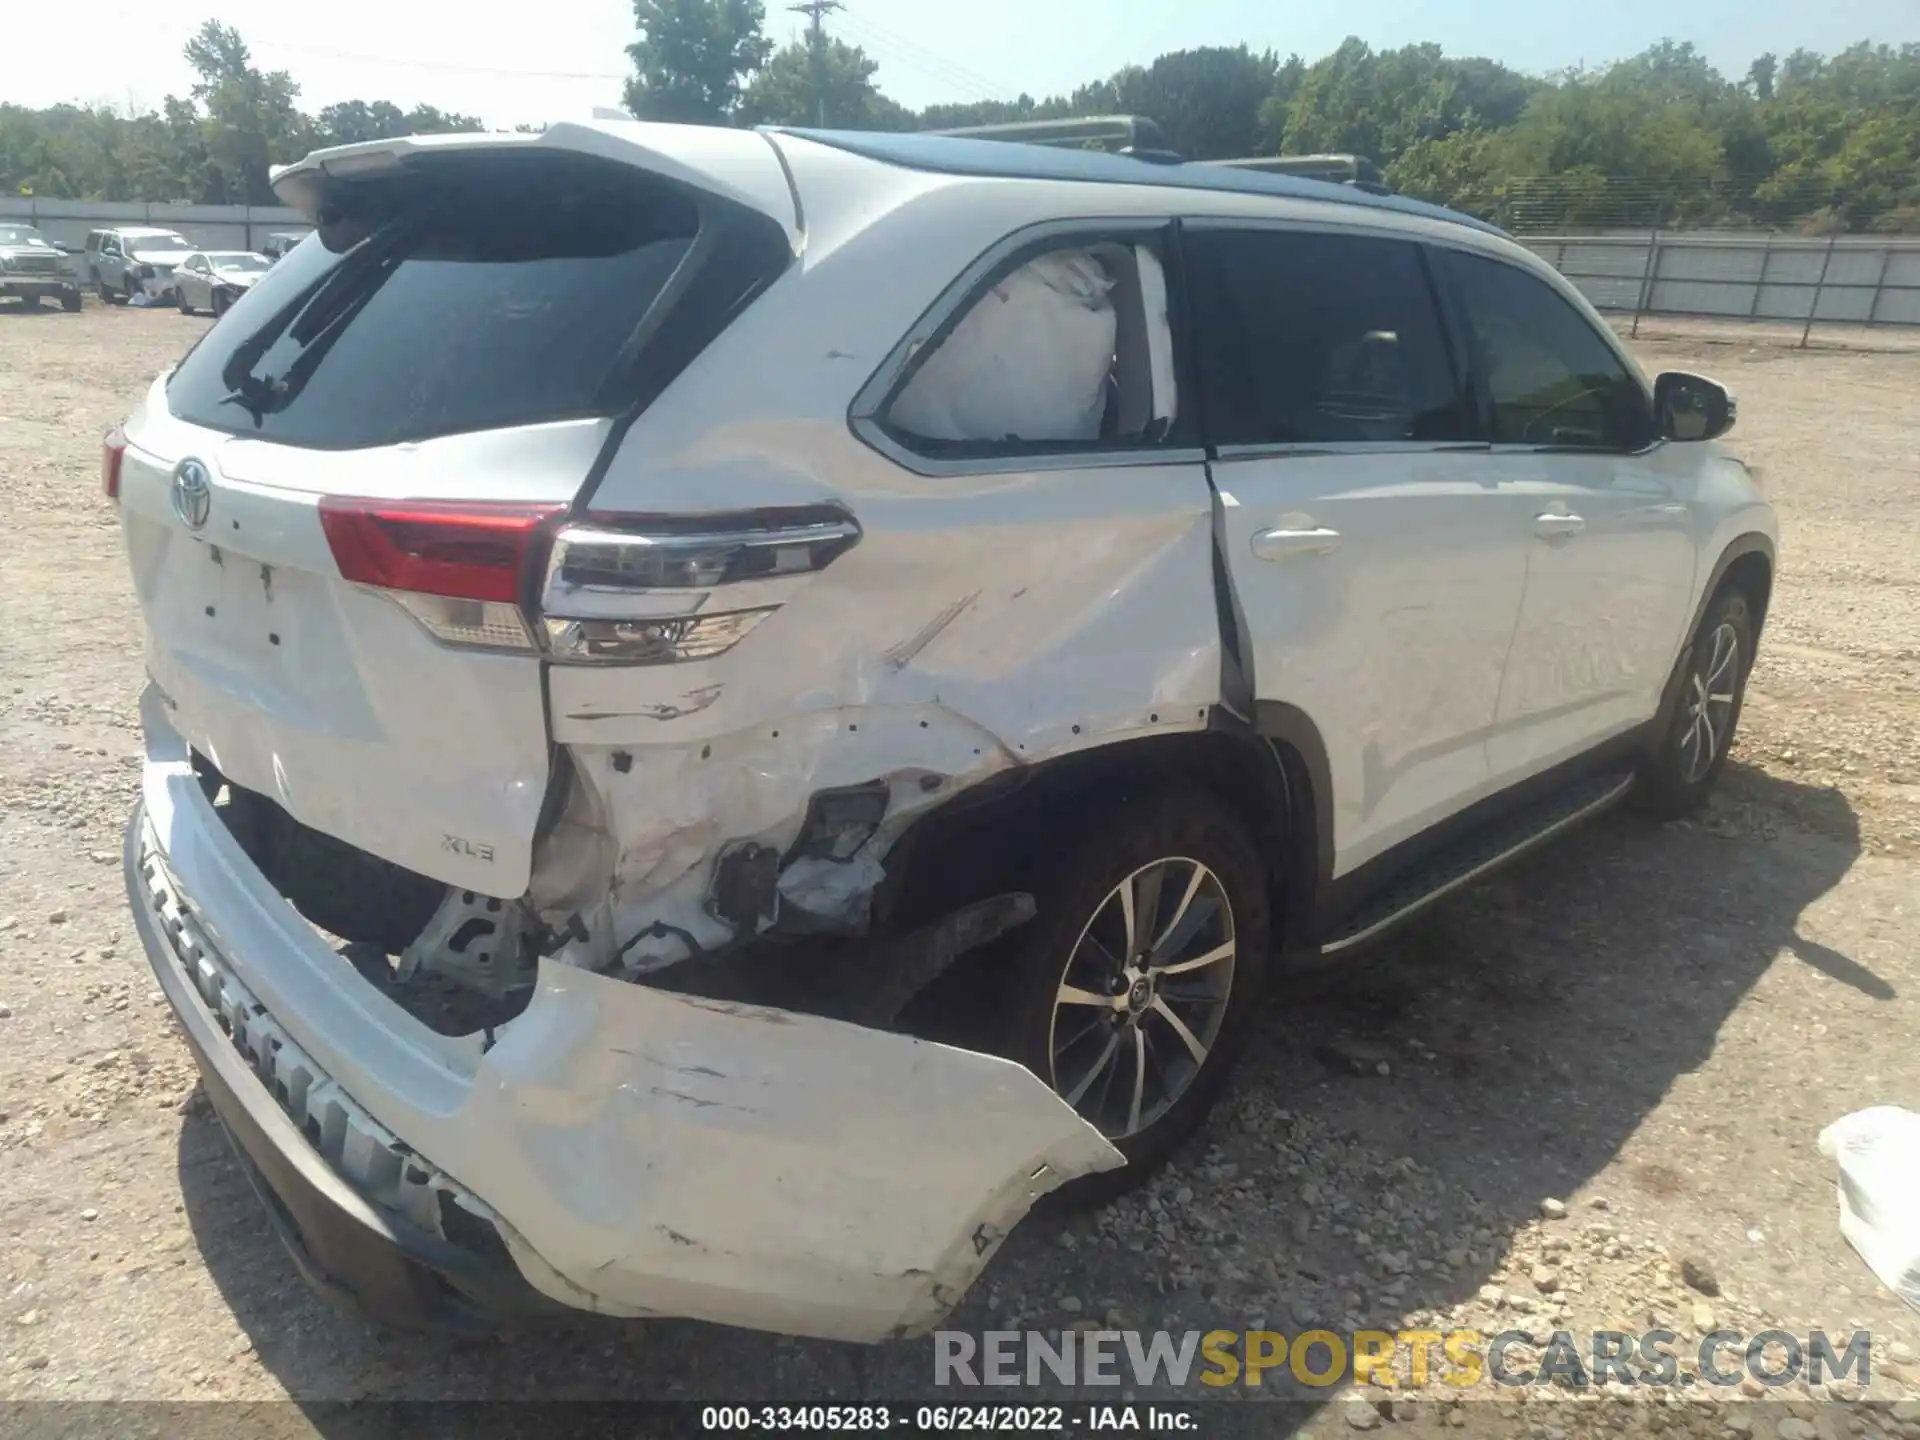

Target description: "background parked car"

left=174, top=251, right=271, bottom=316
left=258, top=231, right=308, bottom=263
left=0, top=222, right=82, bottom=311
left=83, top=227, right=195, bottom=305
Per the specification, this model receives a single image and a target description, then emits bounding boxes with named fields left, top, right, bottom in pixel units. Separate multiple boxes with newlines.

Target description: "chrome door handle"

left=1252, top=526, right=1342, bottom=561
left=1533, top=512, right=1586, bottom=541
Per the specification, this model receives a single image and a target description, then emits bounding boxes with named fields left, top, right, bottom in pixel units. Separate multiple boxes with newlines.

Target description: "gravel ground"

left=2, top=301, right=1918, bottom=1437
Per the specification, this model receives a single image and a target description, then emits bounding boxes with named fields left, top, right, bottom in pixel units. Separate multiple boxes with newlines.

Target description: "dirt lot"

left=1, top=301, right=1917, bottom=1434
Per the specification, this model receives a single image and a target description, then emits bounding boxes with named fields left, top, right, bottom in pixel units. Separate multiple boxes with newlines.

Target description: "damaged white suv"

left=110, top=120, right=1775, bottom=1341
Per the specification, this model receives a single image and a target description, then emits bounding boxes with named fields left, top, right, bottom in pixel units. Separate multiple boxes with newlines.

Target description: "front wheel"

left=1637, top=589, right=1755, bottom=817
left=61, top=292, right=81, bottom=313
left=211, top=288, right=230, bottom=318
left=1002, top=787, right=1269, bottom=1198
left=177, top=287, right=193, bottom=314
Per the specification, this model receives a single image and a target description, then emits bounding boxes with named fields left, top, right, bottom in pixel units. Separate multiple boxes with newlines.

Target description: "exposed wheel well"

left=1721, top=549, right=1774, bottom=639
left=872, top=722, right=1307, bottom=946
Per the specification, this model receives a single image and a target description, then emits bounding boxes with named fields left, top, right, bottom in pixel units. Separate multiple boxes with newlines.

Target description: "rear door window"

left=165, top=154, right=707, bottom=449
left=1184, top=226, right=1466, bottom=447
left=1437, top=249, right=1654, bottom=451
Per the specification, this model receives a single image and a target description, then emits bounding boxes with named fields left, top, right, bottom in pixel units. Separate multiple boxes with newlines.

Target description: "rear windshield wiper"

left=218, top=217, right=422, bottom=423
left=248, top=251, right=405, bottom=417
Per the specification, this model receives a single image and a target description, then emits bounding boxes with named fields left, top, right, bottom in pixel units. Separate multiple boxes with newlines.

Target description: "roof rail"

left=922, top=115, right=1182, bottom=162
left=1208, top=153, right=1393, bottom=195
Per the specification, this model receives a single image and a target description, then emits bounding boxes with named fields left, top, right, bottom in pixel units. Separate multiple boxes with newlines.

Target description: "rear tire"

left=61, top=292, right=81, bottom=313
left=1000, top=785, right=1270, bottom=1201
left=1636, top=589, right=1756, bottom=818
left=211, top=288, right=230, bottom=318
left=177, top=287, right=193, bottom=314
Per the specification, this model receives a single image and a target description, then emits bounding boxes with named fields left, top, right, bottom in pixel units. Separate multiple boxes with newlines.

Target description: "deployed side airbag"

left=888, top=250, right=1117, bottom=444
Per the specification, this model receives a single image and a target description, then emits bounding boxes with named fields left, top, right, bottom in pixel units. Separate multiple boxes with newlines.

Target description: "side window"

left=875, top=234, right=1178, bottom=458
left=1184, top=227, right=1464, bottom=447
left=1441, top=249, right=1653, bottom=451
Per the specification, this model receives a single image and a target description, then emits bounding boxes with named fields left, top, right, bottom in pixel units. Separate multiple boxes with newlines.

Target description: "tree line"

left=0, top=22, right=484, bottom=207
left=4, top=11, right=1916, bottom=232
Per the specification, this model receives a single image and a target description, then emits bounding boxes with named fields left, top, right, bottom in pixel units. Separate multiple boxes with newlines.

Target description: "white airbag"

left=889, top=250, right=1116, bottom=444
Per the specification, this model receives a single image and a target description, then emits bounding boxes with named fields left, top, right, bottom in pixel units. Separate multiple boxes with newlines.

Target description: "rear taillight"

left=538, top=512, right=860, bottom=664
left=318, top=497, right=563, bottom=653
left=319, top=497, right=861, bottom=663
left=102, top=426, right=126, bottom=502
left=318, top=497, right=561, bottom=602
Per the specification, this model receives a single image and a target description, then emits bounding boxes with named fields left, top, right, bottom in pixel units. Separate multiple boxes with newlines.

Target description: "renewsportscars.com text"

left=934, top=1328, right=1872, bottom=1390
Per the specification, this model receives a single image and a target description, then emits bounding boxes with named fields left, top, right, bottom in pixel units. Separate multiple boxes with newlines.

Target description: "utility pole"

left=788, top=0, right=843, bottom=126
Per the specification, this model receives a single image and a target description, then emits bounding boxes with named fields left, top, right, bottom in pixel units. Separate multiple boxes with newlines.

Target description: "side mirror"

left=1655, top=371, right=1736, bottom=442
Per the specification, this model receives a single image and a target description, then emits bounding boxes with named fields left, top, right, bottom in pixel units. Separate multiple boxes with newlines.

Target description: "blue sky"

left=6, top=0, right=1917, bottom=128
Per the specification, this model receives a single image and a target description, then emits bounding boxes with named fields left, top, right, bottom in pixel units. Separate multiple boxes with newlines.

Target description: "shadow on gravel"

left=1270, top=760, right=1870, bottom=1192
left=174, top=762, right=1868, bottom=1429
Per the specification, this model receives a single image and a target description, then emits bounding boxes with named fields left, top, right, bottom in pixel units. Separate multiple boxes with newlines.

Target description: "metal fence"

left=0, top=197, right=309, bottom=255
left=1518, top=232, right=1920, bottom=342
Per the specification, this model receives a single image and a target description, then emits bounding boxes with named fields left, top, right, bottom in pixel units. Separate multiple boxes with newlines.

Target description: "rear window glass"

left=166, top=155, right=701, bottom=449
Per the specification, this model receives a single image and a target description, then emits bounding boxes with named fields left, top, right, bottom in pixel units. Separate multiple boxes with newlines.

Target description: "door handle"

left=1251, top=526, right=1342, bottom=561
left=1532, top=512, right=1586, bottom=541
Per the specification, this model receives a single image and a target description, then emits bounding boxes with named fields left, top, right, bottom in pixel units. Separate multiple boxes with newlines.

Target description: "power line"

left=250, top=37, right=625, bottom=82
left=833, top=11, right=1013, bottom=101
left=787, top=0, right=844, bottom=126
left=788, top=0, right=845, bottom=40
left=244, top=14, right=1023, bottom=118
left=833, top=13, right=1009, bottom=103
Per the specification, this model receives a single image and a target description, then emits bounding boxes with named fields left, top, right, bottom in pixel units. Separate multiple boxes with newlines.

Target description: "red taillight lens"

left=102, top=426, right=127, bottom=502
left=317, top=498, right=563, bottom=603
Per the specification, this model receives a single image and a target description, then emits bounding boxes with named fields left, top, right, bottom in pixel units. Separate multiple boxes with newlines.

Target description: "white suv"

left=108, top=120, right=1775, bottom=1342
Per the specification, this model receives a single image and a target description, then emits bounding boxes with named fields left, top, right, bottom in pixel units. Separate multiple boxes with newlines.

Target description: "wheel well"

left=1721, top=550, right=1774, bottom=638
left=872, top=724, right=1305, bottom=943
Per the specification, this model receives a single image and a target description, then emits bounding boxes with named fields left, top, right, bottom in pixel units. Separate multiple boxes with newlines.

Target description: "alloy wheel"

left=1046, top=856, right=1236, bottom=1139
left=1678, top=621, right=1741, bottom=784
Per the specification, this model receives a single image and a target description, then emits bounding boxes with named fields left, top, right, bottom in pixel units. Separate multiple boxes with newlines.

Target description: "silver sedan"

left=174, top=251, right=271, bottom=317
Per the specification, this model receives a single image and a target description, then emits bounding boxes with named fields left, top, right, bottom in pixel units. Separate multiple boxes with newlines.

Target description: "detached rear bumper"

left=128, top=807, right=563, bottom=1328
left=130, top=688, right=1120, bottom=1340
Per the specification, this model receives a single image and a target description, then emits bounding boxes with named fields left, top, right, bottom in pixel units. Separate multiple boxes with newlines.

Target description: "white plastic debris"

left=1818, top=1106, right=1920, bottom=1311
left=890, top=249, right=1116, bottom=444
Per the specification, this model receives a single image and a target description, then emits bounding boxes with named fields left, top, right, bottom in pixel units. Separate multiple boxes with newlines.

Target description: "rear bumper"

left=128, top=807, right=562, bottom=1329
left=130, top=686, right=1119, bottom=1341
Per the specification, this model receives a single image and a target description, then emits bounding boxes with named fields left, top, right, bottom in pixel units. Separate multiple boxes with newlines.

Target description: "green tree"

left=738, top=37, right=892, bottom=128
left=1266, top=38, right=1535, bottom=166
left=2, top=26, right=1916, bottom=236
left=1387, top=126, right=1511, bottom=217
left=182, top=21, right=306, bottom=203
left=1104, top=46, right=1276, bottom=159
left=623, top=0, right=772, bottom=123
left=916, top=94, right=1069, bottom=132
left=314, top=100, right=483, bottom=146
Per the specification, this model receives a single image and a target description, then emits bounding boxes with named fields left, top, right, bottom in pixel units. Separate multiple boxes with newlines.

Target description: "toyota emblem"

left=171, top=458, right=212, bottom=531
